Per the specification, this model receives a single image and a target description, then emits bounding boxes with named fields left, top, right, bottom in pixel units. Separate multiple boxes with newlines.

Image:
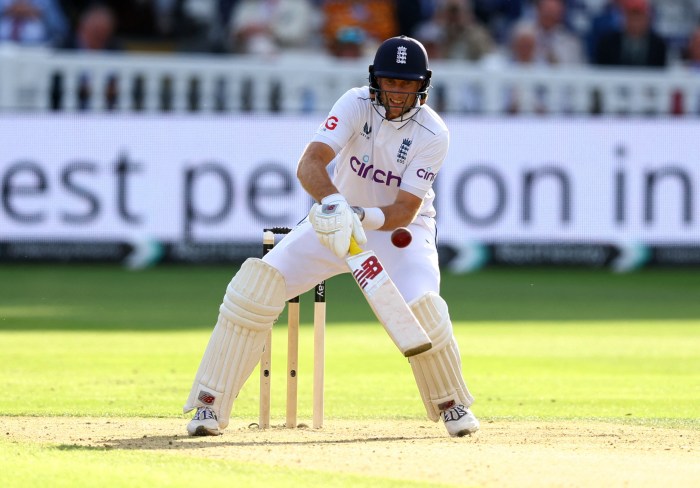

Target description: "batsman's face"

left=377, top=77, right=422, bottom=119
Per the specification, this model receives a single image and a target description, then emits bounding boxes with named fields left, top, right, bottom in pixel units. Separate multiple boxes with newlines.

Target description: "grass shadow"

left=1, top=265, right=700, bottom=331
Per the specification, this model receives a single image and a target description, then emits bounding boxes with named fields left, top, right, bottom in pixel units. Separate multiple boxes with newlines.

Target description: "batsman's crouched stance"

left=184, top=35, right=480, bottom=437
left=185, top=223, right=479, bottom=437
left=183, top=259, right=286, bottom=435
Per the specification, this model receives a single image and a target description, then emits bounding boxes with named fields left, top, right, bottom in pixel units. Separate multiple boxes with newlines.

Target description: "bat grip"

left=348, top=236, right=363, bottom=256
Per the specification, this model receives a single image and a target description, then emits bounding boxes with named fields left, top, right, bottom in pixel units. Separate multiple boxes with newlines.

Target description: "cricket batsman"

left=184, top=35, right=480, bottom=437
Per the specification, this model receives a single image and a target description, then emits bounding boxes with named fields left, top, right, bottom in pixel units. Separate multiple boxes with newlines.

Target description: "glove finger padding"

left=351, top=211, right=367, bottom=246
left=308, top=195, right=354, bottom=258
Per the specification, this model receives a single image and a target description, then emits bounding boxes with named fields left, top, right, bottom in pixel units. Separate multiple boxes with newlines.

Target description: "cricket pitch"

left=3, top=417, right=698, bottom=487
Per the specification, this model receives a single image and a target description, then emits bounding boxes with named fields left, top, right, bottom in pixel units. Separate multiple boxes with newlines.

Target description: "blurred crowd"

left=2, top=0, right=700, bottom=70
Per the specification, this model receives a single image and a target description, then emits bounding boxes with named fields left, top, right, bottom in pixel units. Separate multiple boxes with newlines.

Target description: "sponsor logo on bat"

left=351, top=255, right=387, bottom=292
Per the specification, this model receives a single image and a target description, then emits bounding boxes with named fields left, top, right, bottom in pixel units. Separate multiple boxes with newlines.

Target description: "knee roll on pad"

left=408, top=292, right=475, bottom=422
left=184, top=258, right=286, bottom=429
left=219, top=258, right=288, bottom=329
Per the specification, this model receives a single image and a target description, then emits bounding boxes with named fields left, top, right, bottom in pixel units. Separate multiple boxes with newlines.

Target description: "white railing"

left=1, top=44, right=700, bottom=116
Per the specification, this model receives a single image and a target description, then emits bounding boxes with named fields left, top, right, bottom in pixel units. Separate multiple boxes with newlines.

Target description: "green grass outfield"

left=1, top=265, right=699, bottom=487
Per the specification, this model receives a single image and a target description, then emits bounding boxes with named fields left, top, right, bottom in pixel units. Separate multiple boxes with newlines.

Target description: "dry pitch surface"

left=3, top=417, right=699, bottom=487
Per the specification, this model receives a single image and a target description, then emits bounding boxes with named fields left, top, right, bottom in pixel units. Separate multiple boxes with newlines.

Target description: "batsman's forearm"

left=296, top=142, right=338, bottom=202
left=373, top=191, right=422, bottom=230
left=354, top=200, right=419, bottom=231
left=374, top=204, right=416, bottom=230
left=298, top=163, right=338, bottom=202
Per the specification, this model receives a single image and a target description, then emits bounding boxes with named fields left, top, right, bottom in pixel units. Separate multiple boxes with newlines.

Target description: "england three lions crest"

left=396, top=138, right=412, bottom=164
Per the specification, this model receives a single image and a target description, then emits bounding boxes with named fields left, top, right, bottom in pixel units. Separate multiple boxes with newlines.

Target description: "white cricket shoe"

left=442, top=404, right=480, bottom=437
left=187, top=407, right=221, bottom=436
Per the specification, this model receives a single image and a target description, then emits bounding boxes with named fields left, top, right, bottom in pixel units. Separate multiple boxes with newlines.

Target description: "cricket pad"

left=183, top=258, right=286, bottom=429
left=408, top=292, right=475, bottom=422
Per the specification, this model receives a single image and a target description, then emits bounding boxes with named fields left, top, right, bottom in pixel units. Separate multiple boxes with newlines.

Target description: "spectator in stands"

left=414, top=0, right=494, bottom=62
left=412, top=21, right=441, bottom=60
left=94, top=0, right=197, bottom=47
left=487, top=21, right=551, bottom=114
left=82, top=1, right=156, bottom=45
left=395, top=0, right=436, bottom=38
left=175, top=0, right=245, bottom=52
left=521, top=0, right=586, bottom=65
left=321, top=0, right=397, bottom=54
left=508, top=20, right=539, bottom=65
left=648, top=0, right=700, bottom=61
left=683, top=24, right=700, bottom=70
left=59, top=3, right=121, bottom=51
left=207, top=0, right=240, bottom=52
left=472, top=0, right=525, bottom=44
left=480, top=21, right=541, bottom=69
left=0, top=0, right=68, bottom=46
left=228, top=0, right=316, bottom=55
left=328, top=25, right=366, bottom=58
left=57, top=4, right=122, bottom=111
left=147, top=0, right=200, bottom=40
left=57, top=1, right=91, bottom=28
left=585, top=0, right=624, bottom=60
left=593, top=0, right=667, bottom=68
left=561, top=0, right=598, bottom=41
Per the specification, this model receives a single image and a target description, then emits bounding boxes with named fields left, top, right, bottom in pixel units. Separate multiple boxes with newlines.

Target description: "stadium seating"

left=1, top=45, right=699, bottom=116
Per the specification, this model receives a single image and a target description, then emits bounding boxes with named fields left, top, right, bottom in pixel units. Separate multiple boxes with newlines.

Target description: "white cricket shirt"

left=311, top=86, right=449, bottom=220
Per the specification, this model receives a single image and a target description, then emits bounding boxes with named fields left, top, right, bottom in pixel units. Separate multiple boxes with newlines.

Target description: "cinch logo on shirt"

left=324, top=116, right=339, bottom=130
left=350, top=156, right=402, bottom=187
left=417, top=167, right=435, bottom=181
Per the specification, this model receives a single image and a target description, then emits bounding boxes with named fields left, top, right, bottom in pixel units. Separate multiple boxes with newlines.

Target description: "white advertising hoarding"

left=1, top=114, right=316, bottom=242
left=440, top=117, right=699, bottom=244
left=1, top=115, right=698, bottom=268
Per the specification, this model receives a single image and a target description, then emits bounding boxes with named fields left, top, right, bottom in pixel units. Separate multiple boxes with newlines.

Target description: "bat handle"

left=348, top=236, right=363, bottom=256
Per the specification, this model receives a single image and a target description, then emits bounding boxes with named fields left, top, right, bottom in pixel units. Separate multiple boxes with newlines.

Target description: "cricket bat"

left=346, top=238, right=432, bottom=357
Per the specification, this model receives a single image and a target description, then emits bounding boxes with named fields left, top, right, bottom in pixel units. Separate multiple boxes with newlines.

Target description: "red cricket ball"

left=391, top=227, right=413, bottom=248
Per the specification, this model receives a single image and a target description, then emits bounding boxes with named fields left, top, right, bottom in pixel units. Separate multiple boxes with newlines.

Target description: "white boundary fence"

left=2, top=45, right=700, bottom=116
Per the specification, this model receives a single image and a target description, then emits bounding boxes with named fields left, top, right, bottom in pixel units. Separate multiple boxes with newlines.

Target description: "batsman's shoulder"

left=344, top=86, right=371, bottom=103
left=334, top=86, right=372, bottom=114
left=415, top=104, right=449, bottom=138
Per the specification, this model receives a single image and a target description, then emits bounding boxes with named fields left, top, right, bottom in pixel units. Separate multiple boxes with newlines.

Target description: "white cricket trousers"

left=262, top=217, right=440, bottom=304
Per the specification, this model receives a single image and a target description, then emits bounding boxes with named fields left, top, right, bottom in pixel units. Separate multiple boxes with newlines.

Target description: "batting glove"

left=309, top=194, right=366, bottom=258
